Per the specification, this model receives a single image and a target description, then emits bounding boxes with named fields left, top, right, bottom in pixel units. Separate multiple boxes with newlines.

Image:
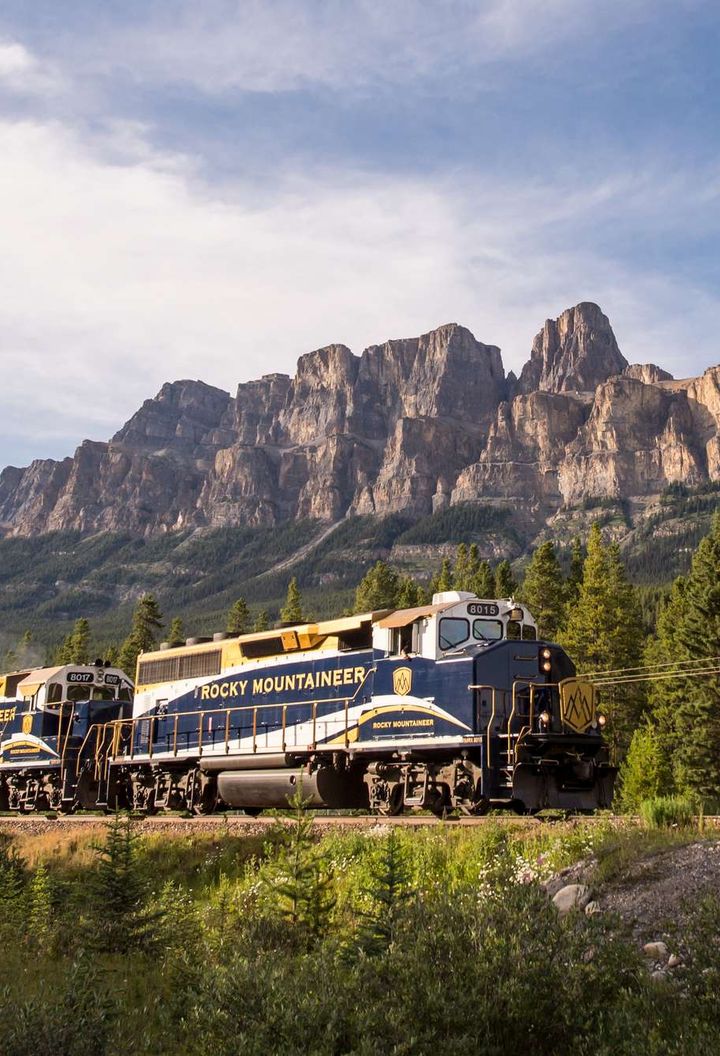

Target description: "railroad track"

left=0, top=812, right=716, bottom=831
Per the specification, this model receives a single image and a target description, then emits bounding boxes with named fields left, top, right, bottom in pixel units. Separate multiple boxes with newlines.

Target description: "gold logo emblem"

left=392, top=666, right=412, bottom=696
left=559, top=679, right=595, bottom=734
left=22, top=713, right=33, bottom=735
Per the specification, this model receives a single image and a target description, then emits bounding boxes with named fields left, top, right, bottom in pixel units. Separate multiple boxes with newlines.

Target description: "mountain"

left=2, top=300, right=720, bottom=648
left=2, top=301, right=719, bottom=539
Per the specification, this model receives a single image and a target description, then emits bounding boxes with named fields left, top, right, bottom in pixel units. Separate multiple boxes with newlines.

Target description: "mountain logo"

left=22, top=714, right=33, bottom=735
left=393, top=667, right=412, bottom=696
left=559, top=679, right=595, bottom=734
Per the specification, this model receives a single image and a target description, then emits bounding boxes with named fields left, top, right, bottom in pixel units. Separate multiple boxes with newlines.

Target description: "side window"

left=439, top=618, right=469, bottom=650
left=473, top=619, right=503, bottom=641
left=46, top=683, right=63, bottom=704
left=521, top=625, right=537, bottom=640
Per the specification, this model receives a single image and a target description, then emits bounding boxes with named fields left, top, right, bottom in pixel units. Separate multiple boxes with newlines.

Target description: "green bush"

left=639, top=794, right=697, bottom=829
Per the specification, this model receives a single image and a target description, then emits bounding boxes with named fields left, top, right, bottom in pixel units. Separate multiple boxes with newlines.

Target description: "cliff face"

left=1, top=304, right=719, bottom=538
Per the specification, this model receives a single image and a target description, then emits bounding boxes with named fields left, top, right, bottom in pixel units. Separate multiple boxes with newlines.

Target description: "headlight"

left=597, top=713, right=607, bottom=728
left=539, top=710, right=551, bottom=725
left=541, top=648, right=551, bottom=659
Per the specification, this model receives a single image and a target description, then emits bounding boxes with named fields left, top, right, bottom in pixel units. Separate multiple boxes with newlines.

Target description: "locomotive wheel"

left=378, top=783, right=404, bottom=816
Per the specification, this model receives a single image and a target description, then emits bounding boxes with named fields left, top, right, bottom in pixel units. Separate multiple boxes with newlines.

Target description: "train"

left=0, top=662, right=133, bottom=812
left=0, top=591, right=616, bottom=815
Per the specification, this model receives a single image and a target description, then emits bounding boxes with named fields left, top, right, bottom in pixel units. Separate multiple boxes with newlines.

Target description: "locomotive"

left=92, top=592, right=615, bottom=815
left=0, top=662, right=133, bottom=812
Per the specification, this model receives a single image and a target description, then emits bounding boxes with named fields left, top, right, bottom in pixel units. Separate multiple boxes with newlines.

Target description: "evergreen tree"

left=84, top=814, right=160, bottom=954
left=473, top=560, right=495, bottom=598
left=395, top=577, right=427, bottom=609
left=565, top=536, right=585, bottom=605
left=354, top=830, right=413, bottom=957
left=253, top=610, right=270, bottom=632
left=561, top=524, right=643, bottom=757
left=263, top=787, right=335, bottom=943
left=452, top=544, right=471, bottom=591
left=280, top=577, right=305, bottom=624
left=104, top=644, right=120, bottom=666
left=651, top=513, right=720, bottom=802
left=467, top=544, right=481, bottom=587
left=56, top=618, right=91, bottom=665
left=519, top=542, right=566, bottom=640
left=118, top=594, right=164, bottom=676
left=617, top=725, right=673, bottom=813
left=167, top=617, right=185, bottom=647
left=429, top=557, right=453, bottom=596
left=355, top=561, right=400, bottom=612
left=226, top=596, right=251, bottom=635
left=494, top=559, right=518, bottom=598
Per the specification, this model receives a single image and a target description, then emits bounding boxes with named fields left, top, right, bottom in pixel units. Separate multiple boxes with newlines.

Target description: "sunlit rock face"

left=1, top=305, right=719, bottom=538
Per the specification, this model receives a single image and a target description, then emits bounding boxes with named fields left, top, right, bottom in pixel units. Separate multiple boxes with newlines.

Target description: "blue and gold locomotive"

left=0, top=662, right=133, bottom=812
left=94, top=592, right=615, bottom=815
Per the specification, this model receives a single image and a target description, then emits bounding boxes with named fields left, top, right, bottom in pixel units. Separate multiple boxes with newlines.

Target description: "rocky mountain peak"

left=518, top=302, right=628, bottom=395
left=624, top=363, right=674, bottom=384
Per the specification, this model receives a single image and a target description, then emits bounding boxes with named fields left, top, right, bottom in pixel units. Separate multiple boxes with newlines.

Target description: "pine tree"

left=519, top=541, right=566, bottom=640
left=226, top=596, right=251, bottom=635
left=354, top=830, right=413, bottom=957
left=494, top=559, right=517, bottom=598
left=84, top=814, right=160, bottom=954
left=473, top=560, right=495, bottom=598
left=429, top=557, right=453, bottom=596
left=56, top=618, right=91, bottom=665
left=652, top=513, right=720, bottom=802
left=118, top=594, right=164, bottom=676
left=167, top=617, right=185, bottom=647
left=263, top=786, right=335, bottom=943
left=617, top=725, right=673, bottom=812
left=453, top=544, right=471, bottom=591
left=280, top=577, right=304, bottom=624
left=253, top=610, right=270, bottom=632
left=565, top=536, right=585, bottom=605
left=561, top=524, right=643, bottom=758
left=354, top=561, right=400, bottom=612
left=395, top=577, right=427, bottom=609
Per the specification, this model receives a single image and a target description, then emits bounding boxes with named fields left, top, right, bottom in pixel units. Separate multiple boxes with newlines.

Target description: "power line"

left=579, top=655, right=720, bottom=679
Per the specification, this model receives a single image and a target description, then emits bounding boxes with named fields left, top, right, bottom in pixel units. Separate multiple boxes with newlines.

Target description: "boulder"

left=552, top=884, right=592, bottom=915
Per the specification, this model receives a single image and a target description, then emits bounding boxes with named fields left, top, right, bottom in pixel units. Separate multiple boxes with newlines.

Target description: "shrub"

left=639, top=794, right=696, bottom=829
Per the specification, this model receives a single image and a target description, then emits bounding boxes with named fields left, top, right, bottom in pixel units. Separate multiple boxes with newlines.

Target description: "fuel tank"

left=216, top=765, right=366, bottom=809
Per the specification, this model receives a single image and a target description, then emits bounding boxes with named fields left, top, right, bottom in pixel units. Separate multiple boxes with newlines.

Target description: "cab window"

left=507, top=620, right=522, bottom=640
left=473, top=619, right=503, bottom=641
left=522, top=625, right=537, bottom=641
left=45, top=683, right=63, bottom=703
left=439, top=618, right=469, bottom=650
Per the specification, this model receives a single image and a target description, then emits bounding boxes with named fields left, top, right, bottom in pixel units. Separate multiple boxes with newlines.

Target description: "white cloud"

left=0, top=38, right=63, bottom=97
left=0, top=115, right=718, bottom=468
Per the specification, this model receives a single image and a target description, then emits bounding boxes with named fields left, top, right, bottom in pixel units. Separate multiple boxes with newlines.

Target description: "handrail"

left=100, top=672, right=375, bottom=764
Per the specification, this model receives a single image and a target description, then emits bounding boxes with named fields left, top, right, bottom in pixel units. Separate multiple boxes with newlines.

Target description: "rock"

left=643, top=941, right=669, bottom=961
left=517, top=302, right=628, bottom=395
left=651, top=969, right=667, bottom=982
left=552, top=884, right=592, bottom=915
left=2, top=303, right=720, bottom=538
left=584, top=900, right=601, bottom=916
left=667, top=954, right=682, bottom=968
left=582, top=946, right=596, bottom=963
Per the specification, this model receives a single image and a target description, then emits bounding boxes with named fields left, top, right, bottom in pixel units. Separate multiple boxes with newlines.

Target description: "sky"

left=0, top=0, right=719, bottom=468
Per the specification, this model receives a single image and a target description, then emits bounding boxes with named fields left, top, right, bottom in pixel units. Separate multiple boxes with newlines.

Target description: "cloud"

left=0, top=38, right=62, bottom=97
left=0, top=112, right=718, bottom=469
left=16, top=0, right=661, bottom=97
